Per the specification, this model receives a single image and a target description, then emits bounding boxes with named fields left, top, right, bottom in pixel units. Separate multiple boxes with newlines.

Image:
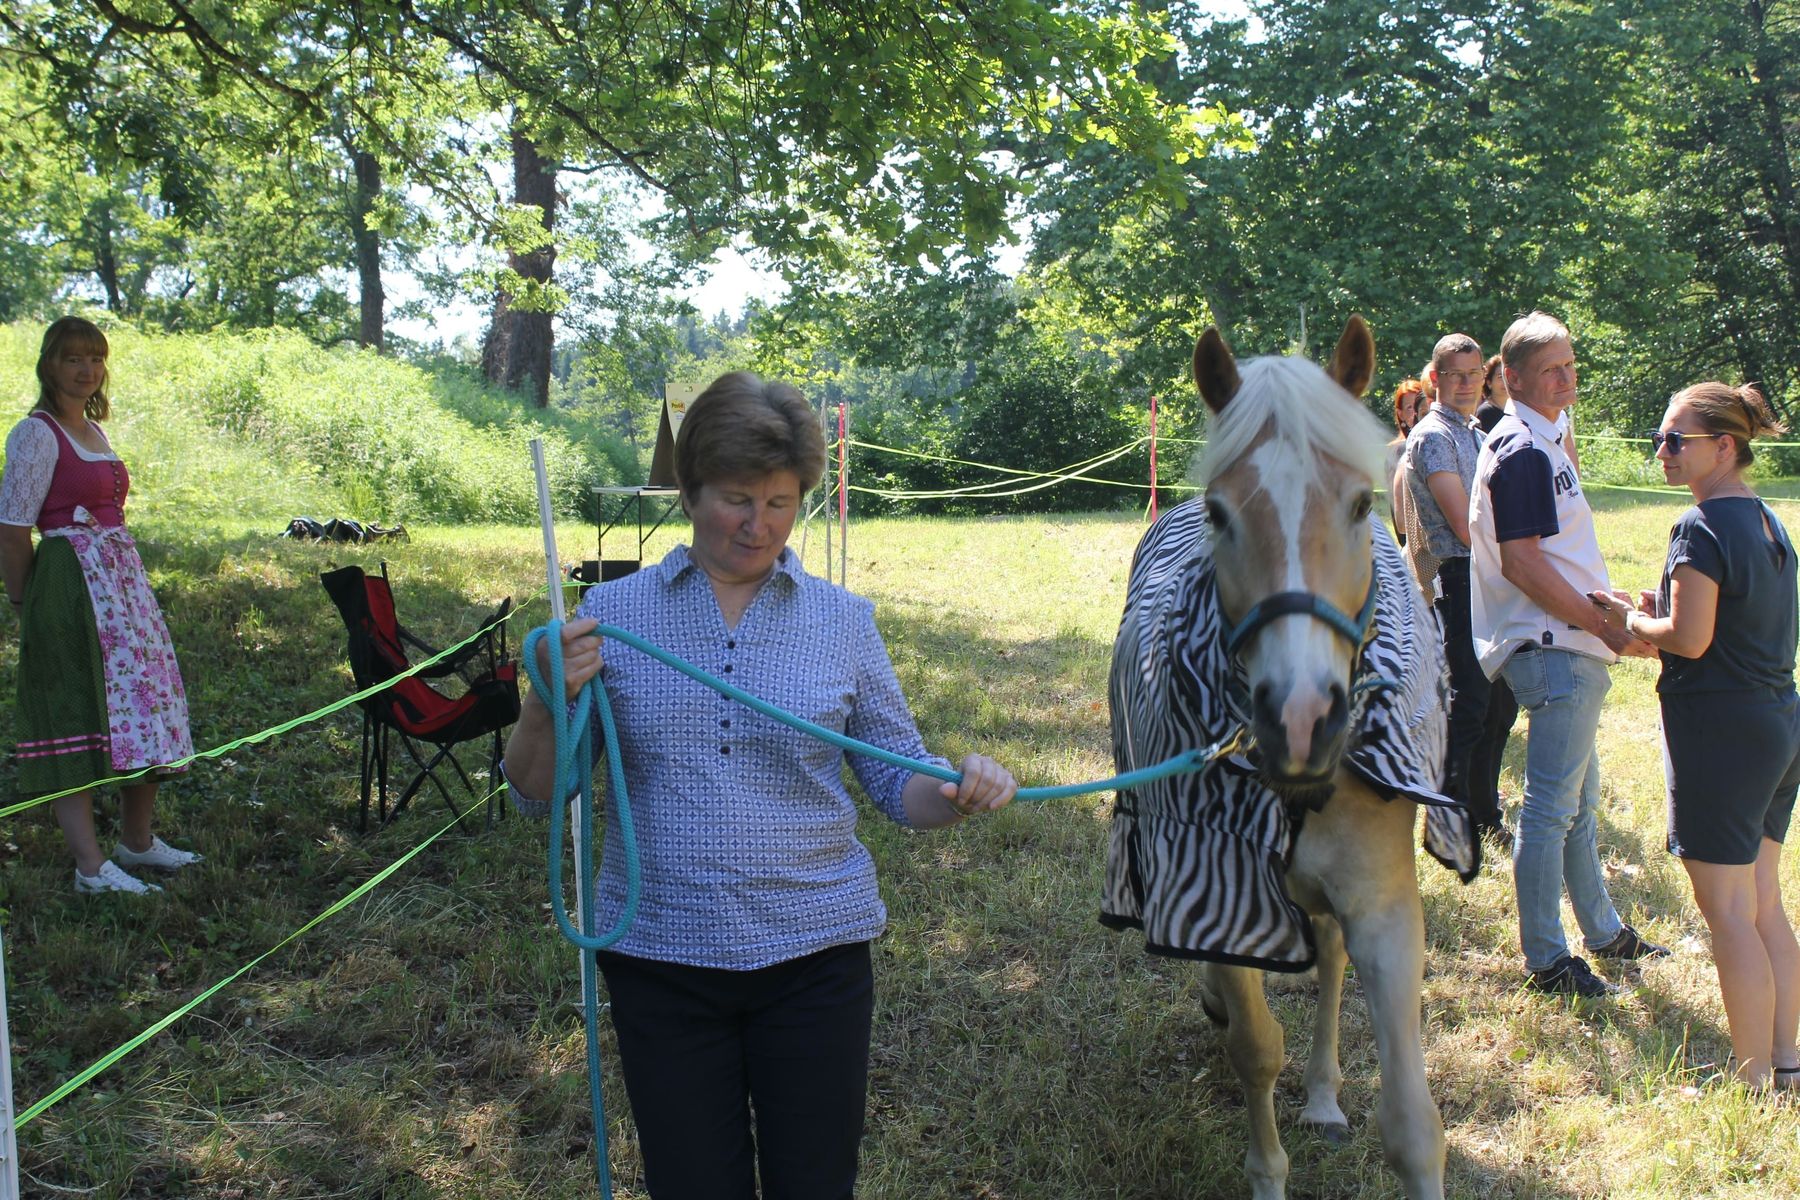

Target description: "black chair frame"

left=322, top=563, right=520, bottom=832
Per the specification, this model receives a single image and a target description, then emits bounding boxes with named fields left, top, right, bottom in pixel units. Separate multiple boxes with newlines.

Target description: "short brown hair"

left=1670, top=381, right=1786, bottom=468
left=1430, top=333, right=1481, bottom=373
left=675, top=371, right=826, bottom=495
left=1499, top=311, right=1569, bottom=376
left=36, top=316, right=111, bottom=420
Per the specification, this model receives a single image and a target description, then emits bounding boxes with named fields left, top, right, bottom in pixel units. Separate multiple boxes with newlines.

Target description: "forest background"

left=3, top=1, right=1799, bottom=516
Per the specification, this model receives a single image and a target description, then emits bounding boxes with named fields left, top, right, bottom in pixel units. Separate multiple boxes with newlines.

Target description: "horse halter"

left=1223, top=567, right=1380, bottom=663
left=1217, top=564, right=1385, bottom=790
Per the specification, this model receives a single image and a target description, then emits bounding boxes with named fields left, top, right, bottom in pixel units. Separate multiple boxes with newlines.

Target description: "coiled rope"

left=521, top=617, right=1245, bottom=1198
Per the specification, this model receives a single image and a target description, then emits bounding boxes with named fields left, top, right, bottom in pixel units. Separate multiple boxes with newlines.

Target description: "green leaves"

left=1013, top=0, right=1800, bottom=429
left=2, top=0, right=1205, bottom=360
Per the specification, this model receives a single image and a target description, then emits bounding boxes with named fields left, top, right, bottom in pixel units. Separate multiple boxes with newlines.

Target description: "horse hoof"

left=1304, top=1120, right=1352, bottom=1146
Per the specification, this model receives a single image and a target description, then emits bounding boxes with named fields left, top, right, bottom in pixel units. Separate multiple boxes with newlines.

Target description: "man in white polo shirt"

left=1470, top=311, right=1668, bottom=999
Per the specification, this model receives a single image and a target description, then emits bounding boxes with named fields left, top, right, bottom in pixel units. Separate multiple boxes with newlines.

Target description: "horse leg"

left=1207, top=962, right=1290, bottom=1200
left=1297, top=912, right=1351, bottom=1142
left=1294, top=779, right=1446, bottom=1200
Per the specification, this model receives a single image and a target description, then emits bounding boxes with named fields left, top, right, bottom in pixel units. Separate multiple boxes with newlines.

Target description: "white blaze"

left=1244, top=440, right=1340, bottom=767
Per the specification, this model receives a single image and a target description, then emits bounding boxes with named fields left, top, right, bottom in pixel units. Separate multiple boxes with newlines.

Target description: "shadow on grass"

left=0, top=517, right=1767, bottom=1199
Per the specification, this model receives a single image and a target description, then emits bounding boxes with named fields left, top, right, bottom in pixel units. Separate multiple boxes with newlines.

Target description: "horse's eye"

left=1205, top=497, right=1231, bottom=532
left=1351, top=490, right=1373, bottom=522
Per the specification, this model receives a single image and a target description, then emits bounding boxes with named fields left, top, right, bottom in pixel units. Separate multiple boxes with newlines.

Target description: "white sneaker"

left=114, top=836, right=203, bottom=871
left=75, top=861, right=163, bottom=895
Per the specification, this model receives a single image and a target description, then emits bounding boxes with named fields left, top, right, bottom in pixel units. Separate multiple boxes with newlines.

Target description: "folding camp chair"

left=321, top=563, right=520, bottom=831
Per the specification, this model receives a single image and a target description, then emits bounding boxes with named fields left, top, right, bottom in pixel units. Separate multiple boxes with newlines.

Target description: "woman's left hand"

left=941, top=754, right=1018, bottom=816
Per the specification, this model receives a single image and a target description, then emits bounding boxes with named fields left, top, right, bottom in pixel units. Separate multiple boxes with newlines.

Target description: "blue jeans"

left=1500, top=645, right=1625, bottom=971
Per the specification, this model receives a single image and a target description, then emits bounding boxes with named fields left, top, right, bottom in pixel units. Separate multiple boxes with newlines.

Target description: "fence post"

left=529, top=439, right=598, bottom=1050
left=1, top=921, right=20, bottom=1200
left=823, top=396, right=833, bottom=584
left=837, top=402, right=848, bottom=586
left=1149, top=393, right=1159, bottom=523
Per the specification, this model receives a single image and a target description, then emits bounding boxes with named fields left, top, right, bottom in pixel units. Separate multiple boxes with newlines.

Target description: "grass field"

left=6, top=482, right=1800, bottom=1199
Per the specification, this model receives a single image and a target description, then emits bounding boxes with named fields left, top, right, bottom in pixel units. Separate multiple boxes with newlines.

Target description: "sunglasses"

left=1648, top=430, right=1721, bottom=454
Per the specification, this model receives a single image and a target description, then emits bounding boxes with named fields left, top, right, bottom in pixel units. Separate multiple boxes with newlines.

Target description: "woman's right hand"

left=535, top=616, right=604, bottom=702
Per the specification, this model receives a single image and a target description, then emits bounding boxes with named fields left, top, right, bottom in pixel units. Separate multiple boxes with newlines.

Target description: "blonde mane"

left=1197, top=355, right=1390, bottom=489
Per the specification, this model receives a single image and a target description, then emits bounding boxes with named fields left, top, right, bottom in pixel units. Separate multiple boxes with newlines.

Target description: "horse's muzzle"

left=1250, top=677, right=1350, bottom=780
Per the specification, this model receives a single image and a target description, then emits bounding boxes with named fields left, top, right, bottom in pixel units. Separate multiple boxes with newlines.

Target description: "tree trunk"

left=1746, top=0, right=1799, bottom=407
left=351, top=146, right=385, bottom=352
left=482, top=119, right=558, bottom=407
left=618, top=405, right=640, bottom=455
left=88, top=200, right=124, bottom=314
left=1748, top=1, right=1799, bottom=296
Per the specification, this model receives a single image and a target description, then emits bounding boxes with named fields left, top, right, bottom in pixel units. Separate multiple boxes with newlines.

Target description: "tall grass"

left=0, top=321, right=633, bottom=526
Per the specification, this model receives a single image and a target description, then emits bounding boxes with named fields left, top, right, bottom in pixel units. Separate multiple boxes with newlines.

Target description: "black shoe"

left=1592, top=924, right=1670, bottom=962
left=1527, top=954, right=1619, bottom=999
left=1474, top=815, right=1513, bottom=855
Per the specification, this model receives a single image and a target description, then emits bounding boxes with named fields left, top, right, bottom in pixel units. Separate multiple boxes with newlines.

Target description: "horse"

left=1101, top=316, right=1476, bottom=1200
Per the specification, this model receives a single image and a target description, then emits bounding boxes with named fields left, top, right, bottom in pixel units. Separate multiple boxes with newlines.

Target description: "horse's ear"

left=1325, top=314, right=1375, bottom=398
left=1193, top=328, right=1241, bottom=414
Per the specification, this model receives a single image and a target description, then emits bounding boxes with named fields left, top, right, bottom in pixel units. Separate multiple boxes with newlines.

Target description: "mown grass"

left=5, top=443, right=1800, bottom=1195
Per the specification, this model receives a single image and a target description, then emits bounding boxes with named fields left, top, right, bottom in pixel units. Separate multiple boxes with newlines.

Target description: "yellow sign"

left=647, top=381, right=703, bottom=487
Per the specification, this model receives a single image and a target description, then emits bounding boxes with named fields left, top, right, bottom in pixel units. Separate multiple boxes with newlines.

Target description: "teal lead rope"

left=520, top=622, right=642, bottom=1199
left=521, top=619, right=1245, bottom=1198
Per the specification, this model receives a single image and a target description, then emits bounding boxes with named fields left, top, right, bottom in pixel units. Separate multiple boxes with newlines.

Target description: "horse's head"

left=1194, top=315, right=1389, bottom=787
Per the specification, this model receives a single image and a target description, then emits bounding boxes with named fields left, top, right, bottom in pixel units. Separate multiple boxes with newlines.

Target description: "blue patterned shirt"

left=508, top=543, right=948, bottom=970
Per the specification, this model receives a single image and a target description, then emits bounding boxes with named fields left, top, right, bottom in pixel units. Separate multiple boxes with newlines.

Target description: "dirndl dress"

left=2, top=411, right=192, bottom=795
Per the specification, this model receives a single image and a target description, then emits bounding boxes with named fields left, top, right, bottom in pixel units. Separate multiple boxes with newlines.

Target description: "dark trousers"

left=596, top=941, right=875, bottom=1200
left=1434, top=557, right=1498, bottom=823
left=1468, top=674, right=1518, bottom=822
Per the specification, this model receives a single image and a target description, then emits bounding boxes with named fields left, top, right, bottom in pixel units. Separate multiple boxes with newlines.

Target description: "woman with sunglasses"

left=1592, top=382, right=1799, bottom=1091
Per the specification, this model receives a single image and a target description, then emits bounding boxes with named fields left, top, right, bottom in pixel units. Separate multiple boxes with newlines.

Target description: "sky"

left=385, top=240, right=788, bottom=349
left=387, top=218, right=1034, bottom=350
left=673, top=241, right=790, bottom=323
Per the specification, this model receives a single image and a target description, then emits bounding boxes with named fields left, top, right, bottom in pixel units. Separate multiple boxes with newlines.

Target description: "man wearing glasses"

left=1468, top=311, right=1669, bottom=999
left=1404, top=333, right=1509, bottom=848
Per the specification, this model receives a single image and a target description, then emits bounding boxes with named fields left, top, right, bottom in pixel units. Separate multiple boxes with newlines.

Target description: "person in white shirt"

left=1468, top=311, right=1667, bottom=998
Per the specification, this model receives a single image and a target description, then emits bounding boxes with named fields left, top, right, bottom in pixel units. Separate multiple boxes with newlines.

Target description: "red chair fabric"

left=321, top=563, right=520, bottom=830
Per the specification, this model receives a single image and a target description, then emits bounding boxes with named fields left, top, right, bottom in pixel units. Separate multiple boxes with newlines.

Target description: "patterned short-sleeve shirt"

left=508, top=544, right=948, bottom=970
left=1403, top=405, right=1483, bottom=561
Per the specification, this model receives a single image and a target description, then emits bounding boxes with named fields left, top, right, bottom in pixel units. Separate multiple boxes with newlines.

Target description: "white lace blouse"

left=0, top=414, right=120, bottom=527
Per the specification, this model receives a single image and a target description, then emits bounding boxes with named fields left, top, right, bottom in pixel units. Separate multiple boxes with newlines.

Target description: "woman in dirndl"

left=0, top=316, right=200, bottom=895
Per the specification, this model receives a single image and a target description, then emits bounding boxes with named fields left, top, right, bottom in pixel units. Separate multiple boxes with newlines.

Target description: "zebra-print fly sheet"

left=1102, top=500, right=1478, bottom=971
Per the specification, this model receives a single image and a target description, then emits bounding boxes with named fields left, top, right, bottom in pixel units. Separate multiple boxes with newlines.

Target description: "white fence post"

left=530, top=439, right=598, bottom=1029
left=1, top=920, right=21, bottom=1200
